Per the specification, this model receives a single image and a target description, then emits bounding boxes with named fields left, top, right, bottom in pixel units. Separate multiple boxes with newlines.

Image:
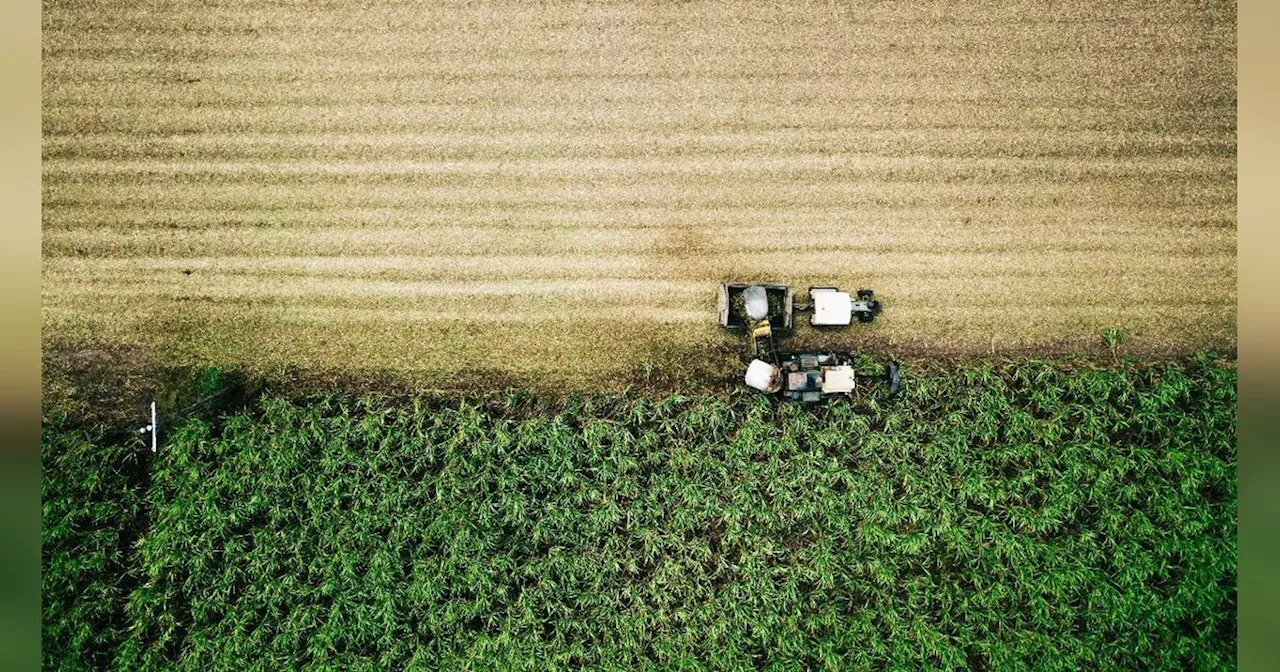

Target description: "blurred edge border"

left=1, top=0, right=42, bottom=670
left=1239, top=1, right=1280, bottom=670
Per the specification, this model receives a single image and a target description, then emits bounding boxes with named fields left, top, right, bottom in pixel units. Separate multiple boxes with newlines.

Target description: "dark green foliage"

left=196, top=366, right=223, bottom=397
left=42, top=417, right=149, bottom=671
left=1102, top=328, right=1129, bottom=352
left=42, top=358, right=1237, bottom=670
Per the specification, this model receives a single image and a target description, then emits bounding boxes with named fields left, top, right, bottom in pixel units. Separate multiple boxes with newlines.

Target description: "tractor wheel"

left=857, top=289, right=875, bottom=300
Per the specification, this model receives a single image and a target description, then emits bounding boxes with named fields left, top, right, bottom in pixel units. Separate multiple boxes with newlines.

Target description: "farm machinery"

left=718, top=283, right=900, bottom=402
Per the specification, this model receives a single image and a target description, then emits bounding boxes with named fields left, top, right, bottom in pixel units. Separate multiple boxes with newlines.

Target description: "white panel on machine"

left=744, top=359, right=781, bottom=392
left=743, top=285, right=770, bottom=320
left=812, top=291, right=852, bottom=326
left=821, top=366, right=856, bottom=394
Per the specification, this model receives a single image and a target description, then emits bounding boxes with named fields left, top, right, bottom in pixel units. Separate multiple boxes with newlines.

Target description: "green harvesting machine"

left=718, top=283, right=899, bottom=402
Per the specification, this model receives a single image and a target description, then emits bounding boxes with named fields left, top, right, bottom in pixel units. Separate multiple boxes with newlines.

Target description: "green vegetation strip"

left=43, top=357, right=1236, bottom=670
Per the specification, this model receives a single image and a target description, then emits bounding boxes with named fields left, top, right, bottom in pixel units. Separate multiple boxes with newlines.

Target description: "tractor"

left=719, top=283, right=899, bottom=402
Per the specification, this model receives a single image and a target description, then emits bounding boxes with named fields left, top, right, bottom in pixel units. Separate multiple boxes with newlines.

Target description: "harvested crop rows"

left=42, top=0, right=1237, bottom=381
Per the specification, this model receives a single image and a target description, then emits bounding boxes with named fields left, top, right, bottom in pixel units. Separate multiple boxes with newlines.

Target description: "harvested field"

left=42, top=0, right=1237, bottom=382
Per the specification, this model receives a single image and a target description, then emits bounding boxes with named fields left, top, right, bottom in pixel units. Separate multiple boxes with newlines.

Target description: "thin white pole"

left=150, top=401, right=157, bottom=453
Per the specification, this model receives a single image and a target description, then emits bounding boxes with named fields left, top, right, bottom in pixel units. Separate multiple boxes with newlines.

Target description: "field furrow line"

left=42, top=155, right=1235, bottom=181
left=39, top=203, right=1237, bottom=231
left=42, top=129, right=1236, bottom=162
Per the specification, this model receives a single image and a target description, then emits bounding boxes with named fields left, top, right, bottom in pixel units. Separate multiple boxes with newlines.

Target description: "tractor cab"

left=805, top=287, right=883, bottom=326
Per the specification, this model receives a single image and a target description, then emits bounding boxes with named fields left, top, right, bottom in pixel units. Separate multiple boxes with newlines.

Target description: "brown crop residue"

left=42, top=0, right=1236, bottom=382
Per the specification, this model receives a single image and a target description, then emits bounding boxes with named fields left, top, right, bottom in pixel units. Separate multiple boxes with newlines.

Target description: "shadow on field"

left=43, top=330, right=1238, bottom=431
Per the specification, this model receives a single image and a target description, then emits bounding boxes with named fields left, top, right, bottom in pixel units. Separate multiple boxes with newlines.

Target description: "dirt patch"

left=42, top=331, right=1235, bottom=433
left=645, top=225, right=716, bottom=278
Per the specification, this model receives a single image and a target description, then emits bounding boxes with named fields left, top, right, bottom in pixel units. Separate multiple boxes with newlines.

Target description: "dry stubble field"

left=42, top=0, right=1236, bottom=387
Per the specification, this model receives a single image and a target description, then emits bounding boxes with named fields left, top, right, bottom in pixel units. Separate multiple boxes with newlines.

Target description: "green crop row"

left=42, top=356, right=1236, bottom=671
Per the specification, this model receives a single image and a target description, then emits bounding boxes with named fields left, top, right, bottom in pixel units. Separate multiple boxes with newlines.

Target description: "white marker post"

left=139, top=401, right=157, bottom=453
